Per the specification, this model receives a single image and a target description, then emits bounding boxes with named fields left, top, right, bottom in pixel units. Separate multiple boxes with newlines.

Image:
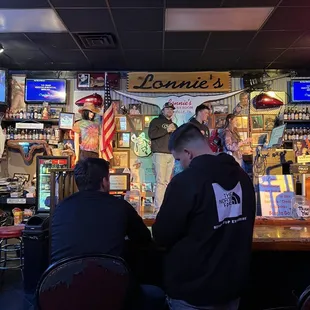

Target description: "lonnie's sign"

left=127, top=72, right=231, bottom=93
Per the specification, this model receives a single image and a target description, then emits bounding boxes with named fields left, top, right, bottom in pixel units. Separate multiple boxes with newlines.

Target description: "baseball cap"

left=163, top=102, right=175, bottom=110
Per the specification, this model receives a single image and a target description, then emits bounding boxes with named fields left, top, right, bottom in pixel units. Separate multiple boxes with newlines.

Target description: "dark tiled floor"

left=0, top=270, right=35, bottom=310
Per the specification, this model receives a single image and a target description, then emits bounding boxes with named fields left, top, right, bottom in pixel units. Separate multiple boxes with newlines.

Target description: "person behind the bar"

left=189, top=104, right=211, bottom=138
left=148, top=102, right=177, bottom=212
left=152, top=123, right=255, bottom=310
left=51, top=158, right=165, bottom=310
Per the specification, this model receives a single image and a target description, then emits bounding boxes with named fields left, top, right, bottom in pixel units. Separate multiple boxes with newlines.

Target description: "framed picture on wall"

left=77, top=73, right=90, bottom=88
left=115, top=116, right=128, bottom=131
left=112, top=100, right=122, bottom=115
left=251, top=132, right=269, bottom=146
left=213, top=105, right=229, bottom=114
left=251, top=115, right=264, bottom=131
left=110, top=150, right=130, bottom=169
left=214, top=114, right=227, bottom=128
left=263, top=114, right=277, bottom=131
left=144, top=115, right=157, bottom=128
left=117, top=132, right=131, bottom=148
left=235, top=116, right=248, bottom=130
left=129, top=104, right=142, bottom=115
left=13, top=173, right=30, bottom=183
left=130, top=116, right=143, bottom=131
left=59, top=112, right=75, bottom=130
left=239, top=131, right=248, bottom=141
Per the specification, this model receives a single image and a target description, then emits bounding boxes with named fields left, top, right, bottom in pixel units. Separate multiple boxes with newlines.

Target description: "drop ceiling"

left=0, top=0, right=309, bottom=71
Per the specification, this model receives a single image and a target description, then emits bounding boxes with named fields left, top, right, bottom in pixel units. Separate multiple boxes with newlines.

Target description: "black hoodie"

left=152, top=153, right=255, bottom=307
left=148, top=114, right=177, bottom=154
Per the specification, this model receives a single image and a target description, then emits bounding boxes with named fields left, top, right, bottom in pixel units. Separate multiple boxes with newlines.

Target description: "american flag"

left=101, top=74, right=116, bottom=161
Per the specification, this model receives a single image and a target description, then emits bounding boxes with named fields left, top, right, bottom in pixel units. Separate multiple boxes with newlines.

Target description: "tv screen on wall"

left=291, top=80, right=310, bottom=102
left=0, top=69, right=8, bottom=104
left=25, top=79, right=67, bottom=104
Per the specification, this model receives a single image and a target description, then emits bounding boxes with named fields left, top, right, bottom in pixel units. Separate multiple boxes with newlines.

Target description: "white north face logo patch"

left=212, top=182, right=243, bottom=223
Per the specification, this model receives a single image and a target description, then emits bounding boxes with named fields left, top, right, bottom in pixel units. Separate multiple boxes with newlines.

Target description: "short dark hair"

left=74, top=158, right=109, bottom=191
left=168, top=123, right=205, bottom=152
left=195, top=104, right=210, bottom=115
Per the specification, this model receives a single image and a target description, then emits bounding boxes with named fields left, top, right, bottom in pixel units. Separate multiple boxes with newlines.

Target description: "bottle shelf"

left=284, top=120, right=310, bottom=123
left=2, top=118, right=58, bottom=124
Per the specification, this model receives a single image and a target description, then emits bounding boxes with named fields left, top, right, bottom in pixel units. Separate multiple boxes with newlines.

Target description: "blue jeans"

left=139, top=285, right=166, bottom=310
left=167, top=298, right=240, bottom=310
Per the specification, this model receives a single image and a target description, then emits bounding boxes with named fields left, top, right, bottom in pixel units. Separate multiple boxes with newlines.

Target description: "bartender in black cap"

left=148, top=102, right=177, bottom=213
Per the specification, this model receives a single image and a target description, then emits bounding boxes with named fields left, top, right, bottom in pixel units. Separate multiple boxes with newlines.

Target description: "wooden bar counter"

left=143, top=216, right=310, bottom=252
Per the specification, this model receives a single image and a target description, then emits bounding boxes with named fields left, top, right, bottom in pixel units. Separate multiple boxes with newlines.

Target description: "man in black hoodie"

left=152, top=123, right=256, bottom=310
left=148, top=102, right=177, bottom=212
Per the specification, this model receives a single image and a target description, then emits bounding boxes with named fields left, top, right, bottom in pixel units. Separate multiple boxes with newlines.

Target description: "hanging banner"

left=114, top=89, right=245, bottom=126
left=127, top=72, right=231, bottom=93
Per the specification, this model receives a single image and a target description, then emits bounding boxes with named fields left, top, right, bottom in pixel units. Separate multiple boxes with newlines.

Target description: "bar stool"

left=0, top=225, right=24, bottom=285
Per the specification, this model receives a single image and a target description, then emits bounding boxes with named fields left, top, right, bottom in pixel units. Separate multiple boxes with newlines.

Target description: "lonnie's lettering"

left=132, top=74, right=225, bottom=90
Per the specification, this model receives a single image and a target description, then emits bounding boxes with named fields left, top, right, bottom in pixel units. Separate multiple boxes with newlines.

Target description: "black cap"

left=163, top=102, right=175, bottom=110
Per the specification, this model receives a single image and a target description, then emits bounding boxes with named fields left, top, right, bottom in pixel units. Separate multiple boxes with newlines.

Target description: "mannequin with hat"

left=148, top=102, right=177, bottom=212
left=73, top=102, right=102, bottom=164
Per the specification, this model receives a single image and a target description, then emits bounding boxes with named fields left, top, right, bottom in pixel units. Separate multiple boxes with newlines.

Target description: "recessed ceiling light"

left=165, top=8, right=274, bottom=31
left=0, top=44, right=4, bottom=53
left=0, top=9, right=67, bottom=33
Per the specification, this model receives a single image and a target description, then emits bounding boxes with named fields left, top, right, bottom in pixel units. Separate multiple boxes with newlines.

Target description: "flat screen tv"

left=0, top=69, right=8, bottom=104
left=25, top=79, right=67, bottom=104
left=291, top=80, right=310, bottom=102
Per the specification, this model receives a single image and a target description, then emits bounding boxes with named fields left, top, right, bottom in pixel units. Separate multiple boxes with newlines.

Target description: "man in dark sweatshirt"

left=189, top=103, right=210, bottom=138
left=148, top=102, right=177, bottom=212
left=152, top=123, right=256, bottom=310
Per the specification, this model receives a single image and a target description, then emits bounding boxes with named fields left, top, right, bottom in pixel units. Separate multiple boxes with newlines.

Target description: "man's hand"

left=167, top=124, right=176, bottom=133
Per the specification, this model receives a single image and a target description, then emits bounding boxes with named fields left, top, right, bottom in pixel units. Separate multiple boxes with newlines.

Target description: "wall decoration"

left=114, top=89, right=245, bottom=127
left=115, top=116, right=128, bottom=131
left=251, top=115, right=264, bottom=131
left=252, top=132, right=269, bottom=146
left=263, top=114, right=277, bottom=130
left=50, top=107, right=63, bottom=119
left=77, top=73, right=90, bottom=88
left=13, top=173, right=30, bottom=182
left=127, top=72, right=231, bottom=93
left=214, top=114, right=227, bottom=128
left=144, top=116, right=157, bottom=128
left=235, top=116, right=248, bottom=130
left=10, top=74, right=26, bottom=114
left=112, top=100, right=121, bottom=115
left=130, top=116, right=143, bottom=131
left=213, top=105, right=229, bottom=114
left=129, top=103, right=142, bottom=115
left=117, top=132, right=131, bottom=148
left=59, top=112, right=75, bottom=130
left=111, top=150, right=130, bottom=169
left=76, top=72, right=120, bottom=90
left=239, top=131, right=248, bottom=141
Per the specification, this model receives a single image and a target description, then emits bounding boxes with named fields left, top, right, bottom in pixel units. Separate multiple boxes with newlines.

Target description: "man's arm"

left=148, top=119, right=168, bottom=140
left=125, top=201, right=152, bottom=246
left=152, top=176, right=193, bottom=248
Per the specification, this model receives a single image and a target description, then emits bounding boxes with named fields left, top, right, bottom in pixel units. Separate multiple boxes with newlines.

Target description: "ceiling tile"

left=109, top=0, right=164, bottom=7
left=263, top=7, right=310, bottom=30
left=0, top=0, right=49, bottom=8
left=85, top=50, right=125, bottom=69
left=56, top=9, right=114, bottom=32
left=26, top=33, right=79, bottom=49
left=0, top=9, right=66, bottom=32
left=280, top=0, right=310, bottom=6
left=4, top=50, right=51, bottom=63
left=237, top=61, right=271, bottom=69
left=165, top=32, right=209, bottom=50
left=207, top=32, right=255, bottom=50
left=125, top=50, right=162, bottom=70
left=112, top=8, right=163, bottom=31
left=201, top=50, right=241, bottom=68
left=276, top=48, right=310, bottom=64
left=119, top=32, right=162, bottom=50
left=0, top=34, right=37, bottom=50
left=50, top=0, right=107, bottom=7
left=41, top=49, right=87, bottom=62
left=164, top=50, right=202, bottom=70
left=250, top=31, right=303, bottom=49
left=292, top=32, right=310, bottom=47
left=166, top=0, right=222, bottom=8
left=223, top=0, right=279, bottom=7
left=240, top=48, right=284, bottom=62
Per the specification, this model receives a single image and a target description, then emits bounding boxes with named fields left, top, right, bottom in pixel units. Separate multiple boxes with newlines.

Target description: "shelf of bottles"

left=283, top=105, right=310, bottom=122
left=283, top=127, right=310, bottom=142
left=5, top=127, right=59, bottom=141
left=4, top=107, right=59, bottom=121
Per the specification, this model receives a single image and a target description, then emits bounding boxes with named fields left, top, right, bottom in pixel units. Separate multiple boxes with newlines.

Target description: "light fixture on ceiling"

left=0, top=44, right=4, bottom=53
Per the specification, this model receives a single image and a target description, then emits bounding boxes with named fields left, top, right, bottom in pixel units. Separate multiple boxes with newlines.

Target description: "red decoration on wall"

left=253, top=93, right=283, bottom=109
left=75, top=93, right=103, bottom=107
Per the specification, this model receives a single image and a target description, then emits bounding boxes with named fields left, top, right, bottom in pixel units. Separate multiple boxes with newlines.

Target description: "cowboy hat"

left=78, top=102, right=102, bottom=115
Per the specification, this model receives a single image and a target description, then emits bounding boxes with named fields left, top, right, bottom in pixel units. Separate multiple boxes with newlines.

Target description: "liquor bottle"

left=295, top=129, right=299, bottom=140
left=21, top=129, right=25, bottom=140
left=303, top=107, right=306, bottom=120
left=284, top=129, right=288, bottom=141
left=307, top=107, right=310, bottom=120
left=30, top=108, right=34, bottom=119
left=291, top=127, right=295, bottom=140
left=32, top=130, right=36, bottom=140
left=291, top=108, right=295, bottom=120
left=6, top=127, right=10, bottom=140
left=43, top=129, right=47, bottom=140
left=39, top=130, right=43, bottom=140
left=308, top=129, right=310, bottom=140
left=299, top=108, right=303, bottom=120
left=295, top=109, right=299, bottom=120
left=47, top=129, right=51, bottom=140
left=283, top=108, right=288, bottom=120
left=34, top=109, right=38, bottom=119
